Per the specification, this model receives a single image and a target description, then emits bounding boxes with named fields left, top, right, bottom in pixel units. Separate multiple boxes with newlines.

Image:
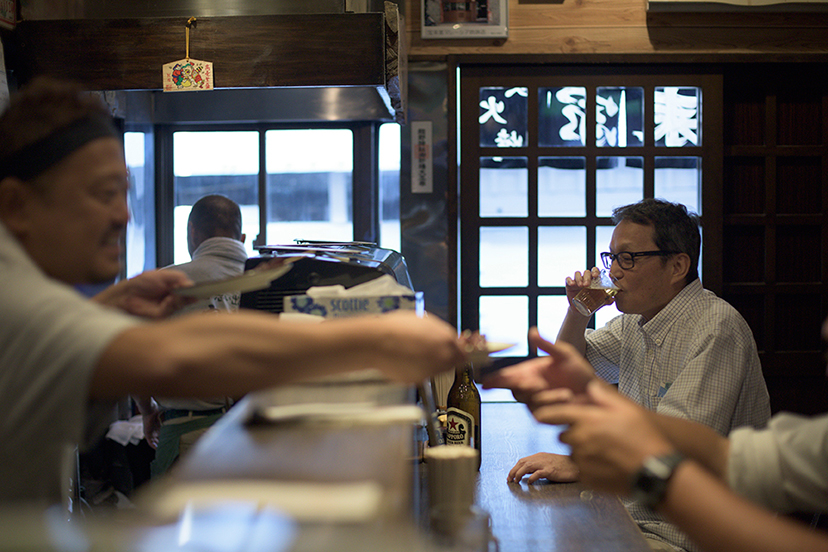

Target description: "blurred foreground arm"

left=92, top=269, right=195, bottom=319
left=482, top=328, right=598, bottom=404
left=91, top=310, right=466, bottom=400
left=534, top=379, right=828, bottom=552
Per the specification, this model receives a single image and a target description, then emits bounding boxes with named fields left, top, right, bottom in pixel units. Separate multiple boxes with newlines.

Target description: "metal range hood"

left=121, top=86, right=397, bottom=125
left=9, top=0, right=404, bottom=122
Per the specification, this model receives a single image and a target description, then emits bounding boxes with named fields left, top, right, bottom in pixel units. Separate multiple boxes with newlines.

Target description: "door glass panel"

left=480, top=227, right=528, bottom=287
left=479, top=295, right=528, bottom=401
left=596, top=87, right=644, bottom=147
left=596, top=226, right=615, bottom=268
left=480, top=157, right=528, bottom=217
left=538, top=226, right=586, bottom=287
left=479, top=87, right=528, bottom=148
left=379, top=123, right=401, bottom=252
left=655, top=157, right=701, bottom=215
left=480, top=295, right=528, bottom=357
left=173, top=131, right=259, bottom=264
left=124, top=131, right=154, bottom=277
left=539, top=87, right=586, bottom=147
left=265, top=129, right=353, bottom=244
left=655, top=87, right=700, bottom=147
left=596, top=157, right=644, bottom=217
left=595, top=226, right=622, bottom=328
left=537, top=295, right=570, bottom=348
left=538, top=157, right=586, bottom=217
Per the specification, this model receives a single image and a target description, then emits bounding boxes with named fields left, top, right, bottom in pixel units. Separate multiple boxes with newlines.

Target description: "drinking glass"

left=570, top=269, right=618, bottom=316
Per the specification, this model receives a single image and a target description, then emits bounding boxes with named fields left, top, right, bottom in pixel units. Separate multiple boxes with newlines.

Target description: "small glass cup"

left=429, top=504, right=498, bottom=552
left=570, top=269, right=618, bottom=317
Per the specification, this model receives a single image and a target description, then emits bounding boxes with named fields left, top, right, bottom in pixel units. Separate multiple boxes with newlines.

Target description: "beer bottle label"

left=445, top=407, right=474, bottom=447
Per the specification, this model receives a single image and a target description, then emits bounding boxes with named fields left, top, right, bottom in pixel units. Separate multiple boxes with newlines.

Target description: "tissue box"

left=283, top=291, right=424, bottom=319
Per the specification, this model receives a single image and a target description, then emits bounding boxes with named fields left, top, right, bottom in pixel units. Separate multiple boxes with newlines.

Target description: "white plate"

left=174, top=260, right=297, bottom=299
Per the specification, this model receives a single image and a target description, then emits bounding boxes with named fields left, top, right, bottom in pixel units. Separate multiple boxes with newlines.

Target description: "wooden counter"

left=477, top=402, right=651, bottom=552
left=143, top=385, right=649, bottom=552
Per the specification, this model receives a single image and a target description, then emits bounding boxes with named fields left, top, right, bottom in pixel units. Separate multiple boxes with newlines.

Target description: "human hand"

left=481, top=328, right=596, bottom=402
left=565, top=267, right=615, bottom=314
left=507, top=452, right=579, bottom=484
left=368, top=311, right=467, bottom=384
left=93, top=269, right=195, bottom=319
left=532, top=380, right=676, bottom=496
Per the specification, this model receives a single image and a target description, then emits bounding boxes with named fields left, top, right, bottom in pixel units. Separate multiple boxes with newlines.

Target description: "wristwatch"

left=630, top=452, right=686, bottom=510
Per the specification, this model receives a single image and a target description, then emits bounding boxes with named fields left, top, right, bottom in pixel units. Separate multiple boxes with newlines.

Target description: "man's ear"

left=671, top=252, right=691, bottom=284
left=0, top=176, right=34, bottom=237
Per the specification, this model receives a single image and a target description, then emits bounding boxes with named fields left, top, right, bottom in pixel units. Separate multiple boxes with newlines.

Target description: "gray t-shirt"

left=0, top=222, right=140, bottom=504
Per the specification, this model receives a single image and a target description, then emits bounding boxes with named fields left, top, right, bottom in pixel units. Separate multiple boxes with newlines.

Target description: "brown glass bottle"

left=445, top=362, right=481, bottom=469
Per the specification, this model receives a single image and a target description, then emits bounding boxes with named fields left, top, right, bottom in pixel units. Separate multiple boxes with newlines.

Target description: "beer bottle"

left=445, top=362, right=481, bottom=469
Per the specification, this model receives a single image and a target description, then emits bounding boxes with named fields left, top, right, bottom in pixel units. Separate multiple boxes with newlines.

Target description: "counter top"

left=135, top=387, right=649, bottom=552
left=477, top=402, right=650, bottom=552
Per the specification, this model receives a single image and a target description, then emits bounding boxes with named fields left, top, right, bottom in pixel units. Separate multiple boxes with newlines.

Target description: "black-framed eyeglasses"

left=601, top=250, right=679, bottom=270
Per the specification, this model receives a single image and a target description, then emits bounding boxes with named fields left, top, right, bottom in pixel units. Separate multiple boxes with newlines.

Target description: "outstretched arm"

left=92, top=269, right=195, bottom=319
left=91, top=310, right=467, bottom=400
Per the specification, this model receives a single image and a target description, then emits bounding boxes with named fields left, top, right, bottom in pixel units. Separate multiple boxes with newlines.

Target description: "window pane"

left=596, top=157, right=644, bottom=217
left=539, top=87, right=586, bottom=147
left=537, top=295, right=569, bottom=344
left=480, top=296, right=528, bottom=357
left=124, top=132, right=155, bottom=278
left=479, top=87, right=528, bottom=148
left=655, top=87, right=700, bottom=147
left=265, top=129, right=353, bottom=244
left=480, top=227, right=528, bottom=287
left=538, top=226, right=586, bottom=287
left=595, top=226, right=622, bottom=328
left=479, top=295, right=527, bottom=402
left=655, top=157, right=701, bottom=215
left=173, top=131, right=259, bottom=265
left=538, top=157, right=586, bottom=217
left=596, top=87, right=644, bottom=147
left=596, top=226, right=615, bottom=267
left=480, top=157, right=528, bottom=217
left=379, top=123, right=401, bottom=252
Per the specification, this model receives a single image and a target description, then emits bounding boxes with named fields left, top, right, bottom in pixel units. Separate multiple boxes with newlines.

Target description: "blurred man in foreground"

left=0, top=77, right=465, bottom=505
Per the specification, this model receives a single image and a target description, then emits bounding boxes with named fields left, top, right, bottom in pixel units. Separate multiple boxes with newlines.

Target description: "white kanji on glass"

left=495, top=129, right=524, bottom=148
left=479, top=96, right=507, bottom=124
left=655, top=87, right=699, bottom=147
left=556, top=88, right=587, bottom=145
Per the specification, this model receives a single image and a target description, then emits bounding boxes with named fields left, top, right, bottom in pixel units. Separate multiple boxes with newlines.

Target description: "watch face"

left=631, top=453, right=685, bottom=510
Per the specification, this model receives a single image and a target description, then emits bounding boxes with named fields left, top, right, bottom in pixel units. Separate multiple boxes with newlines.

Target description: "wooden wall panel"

left=10, top=14, right=387, bottom=90
left=406, top=0, right=828, bottom=58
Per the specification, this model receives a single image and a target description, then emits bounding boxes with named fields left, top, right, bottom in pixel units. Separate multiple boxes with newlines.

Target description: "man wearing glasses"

left=504, top=198, right=771, bottom=552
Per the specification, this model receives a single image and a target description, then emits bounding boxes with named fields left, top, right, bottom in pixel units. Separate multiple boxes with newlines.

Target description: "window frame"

left=150, top=121, right=385, bottom=268
left=458, top=65, right=723, bottom=369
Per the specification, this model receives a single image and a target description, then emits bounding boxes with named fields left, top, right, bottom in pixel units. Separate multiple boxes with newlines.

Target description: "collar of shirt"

left=638, top=278, right=704, bottom=347
left=191, top=236, right=248, bottom=264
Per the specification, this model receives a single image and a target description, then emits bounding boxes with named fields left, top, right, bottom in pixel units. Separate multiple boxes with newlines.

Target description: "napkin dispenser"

left=239, top=241, right=414, bottom=314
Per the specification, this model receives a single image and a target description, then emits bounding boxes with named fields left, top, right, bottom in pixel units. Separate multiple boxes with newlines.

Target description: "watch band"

left=630, top=452, right=686, bottom=510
